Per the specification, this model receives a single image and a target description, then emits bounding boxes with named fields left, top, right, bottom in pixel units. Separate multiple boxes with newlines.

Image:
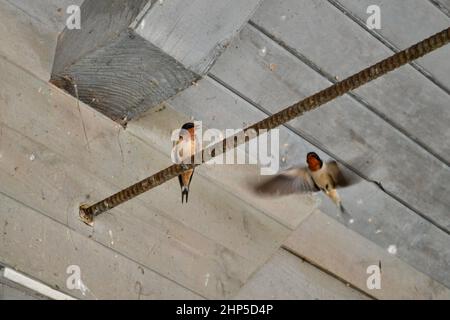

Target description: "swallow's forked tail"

left=338, top=202, right=348, bottom=215
left=327, top=190, right=351, bottom=217
left=333, top=195, right=348, bottom=215
left=327, top=189, right=342, bottom=207
left=181, top=186, right=189, bottom=204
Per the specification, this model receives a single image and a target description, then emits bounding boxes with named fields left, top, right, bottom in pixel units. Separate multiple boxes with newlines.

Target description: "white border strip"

left=2, top=267, right=76, bottom=300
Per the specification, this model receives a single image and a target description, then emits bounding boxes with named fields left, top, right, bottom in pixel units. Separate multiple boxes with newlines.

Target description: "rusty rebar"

left=80, top=27, right=450, bottom=225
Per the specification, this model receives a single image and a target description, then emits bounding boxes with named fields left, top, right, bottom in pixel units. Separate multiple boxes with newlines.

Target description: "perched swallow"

left=254, top=152, right=358, bottom=213
left=177, top=122, right=196, bottom=203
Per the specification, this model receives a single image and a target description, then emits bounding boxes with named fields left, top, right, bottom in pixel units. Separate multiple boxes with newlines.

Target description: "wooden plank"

left=234, top=249, right=370, bottom=300
left=0, top=283, right=41, bottom=300
left=135, top=0, right=263, bottom=74
left=251, top=0, right=450, bottom=163
left=0, top=123, right=256, bottom=298
left=209, top=25, right=450, bottom=288
left=334, top=0, right=450, bottom=93
left=144, top=70, right=450, bottom=290
left=431, top=0, right=450, bottom=15
left=4, top=0, right=449, bottom=298
left=0, top=56, right=289, bottom=265
left=0, top=56, right=294, bottom=298
left=0, top=104, right=286, bottom=277
left=0, top=193, right=201, bottom=300
left=3, top=0, right=84, bottom=32
left=0, top=0, right=57, bottom=80
left=285, top=211, right=450, bottom=299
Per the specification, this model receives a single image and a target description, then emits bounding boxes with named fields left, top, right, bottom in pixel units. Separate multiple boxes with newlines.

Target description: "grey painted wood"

left=0, top=193, right=201, bottom=300
left=210, top=25, right=450, bottom=234
left=440, top=0, right=450, bottom=9
left=0, top=71, right=289, bottom=269
left=0, top=0, right=57, bottom=80
left=0, top=282, right=44, bottom=300
left=0, top=55, right=294, bottom=298
left=52, top=0, right=262, bottom=122
left=334, top=0, right=450, bottom=93
left=135, top=0, right=263, bottom=74
left=251, top=0, right=450, bottom=164
left=4, top=0, right=450, bottom=299
left=431, top=0, right=450, bottom=16
left=158, top=70, right=450, bottom=288
left=4, top=0, right=84, bottom=32
left=0, top=122, right=254, bottom=298
left=285, top=211, right=450, bottom=299
left=52, top=0, right=179, bottom=121
left=234, top=249, right=370, bottom=300
left=52, top=0, right=148, bottom=75
left=56, top=32, right=198, bottom=122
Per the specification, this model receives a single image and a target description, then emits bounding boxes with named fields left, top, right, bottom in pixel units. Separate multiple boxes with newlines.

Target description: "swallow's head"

left=181, top=122, right=195, bottom=137
left=306, top=152, right=323, bottom=171
left=182, top=122, right=195, bottom=130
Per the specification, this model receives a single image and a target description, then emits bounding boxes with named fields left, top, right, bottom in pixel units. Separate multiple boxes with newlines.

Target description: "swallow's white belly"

left=309, top=165, right=333, bottom=191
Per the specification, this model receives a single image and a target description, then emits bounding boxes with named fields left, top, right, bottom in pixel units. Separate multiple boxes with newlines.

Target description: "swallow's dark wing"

left=254, top=167, right=320, bottom=196
left=178, top=174, right=183, bottom=188
left=327, top=161, right=359, bottom=188
left=187, top=168, right=194, bottom=188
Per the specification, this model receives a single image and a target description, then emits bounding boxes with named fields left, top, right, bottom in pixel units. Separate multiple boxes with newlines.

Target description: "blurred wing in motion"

left=254, top=167, right=320, bottom=196
left=327, top=161, right=359, bottom=188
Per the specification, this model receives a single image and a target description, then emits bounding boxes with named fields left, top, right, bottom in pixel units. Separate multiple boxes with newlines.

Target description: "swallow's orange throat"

left=307, top=153, right=323, bottom=172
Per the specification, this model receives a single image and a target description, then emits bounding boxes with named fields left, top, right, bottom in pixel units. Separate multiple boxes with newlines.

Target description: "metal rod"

left=80, top=27, right=450, bottom=225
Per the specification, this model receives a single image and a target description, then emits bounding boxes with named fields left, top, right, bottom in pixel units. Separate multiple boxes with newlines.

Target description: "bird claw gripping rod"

left=80, top=27, right=450, bottom=226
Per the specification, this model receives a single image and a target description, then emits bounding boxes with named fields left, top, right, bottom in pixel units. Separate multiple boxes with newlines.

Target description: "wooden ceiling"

left=0, top=0, right=449, bottom=299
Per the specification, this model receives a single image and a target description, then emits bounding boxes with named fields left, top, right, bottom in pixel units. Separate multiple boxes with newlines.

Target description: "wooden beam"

left=0, top=55, right=298, bottom=298
left=0, top=193, right=201, bottom=300
left=430, top=0, right=450, bottom=16
left=333, top=0, right=450, bottom=93
left=0, top=0, right=57, bottom=80
left=133, top=0, right=263, bottom=75
left=2, top=0, right=85, bottom=32
left=0, top=121, right=255, bottom=298
left=234, top=249, right=370, bottom=300
left=51, top=0, right=263, bottom=122
left=285, top=211, right=450, bottom=299
left=0, top=282, right=43, bottom=300
left=250, top=0, right=450, bottom=164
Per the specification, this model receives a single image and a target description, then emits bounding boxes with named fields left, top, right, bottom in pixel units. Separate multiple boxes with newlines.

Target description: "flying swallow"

left=177, top=122, right=196, bottom=204
left=254, top=152, right=358, bottom=213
